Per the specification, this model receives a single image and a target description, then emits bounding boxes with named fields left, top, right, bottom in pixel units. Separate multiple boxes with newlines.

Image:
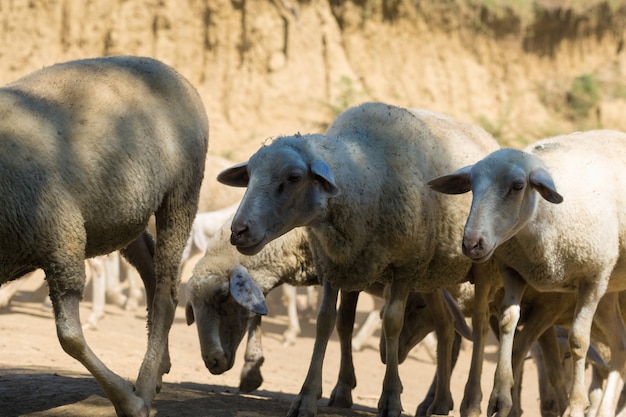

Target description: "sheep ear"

left=428, top=165, right=473, bottom=195
left=311, top=159, right=339, bottom=196
left=587, top=342, right=609, bottom=372
left=529, top=168, right=563, bottom=204
left=217, top=161, right=250, bottom=187
left=229, top=265, right=268, bottom=315
left=185, top=301, right=195, bottom=325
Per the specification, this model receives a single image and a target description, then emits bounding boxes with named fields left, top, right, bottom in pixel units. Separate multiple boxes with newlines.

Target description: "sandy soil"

left=0, top=262, right=544, bottom=417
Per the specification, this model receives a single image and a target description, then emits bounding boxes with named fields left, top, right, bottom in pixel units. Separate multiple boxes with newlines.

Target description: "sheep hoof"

left=239, top=373, right=263, bottom=393
left=328, top=385, right=353, bottom=408
left=282, top=330, right=298, bottom=347
left=239, top=358, right=264, bottom=392
left=114, top=392, right=149, bottom=417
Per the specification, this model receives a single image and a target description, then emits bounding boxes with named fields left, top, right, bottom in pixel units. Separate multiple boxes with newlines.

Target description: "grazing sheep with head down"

left=428, top=130, right=626, bottom=417
left=185, top=222, right=318, bottom=393
left=0, top=56, right=208, bottom=417
left=217, top=102, right=500, bottom=417
left=185, top=216, right=471, bottom=404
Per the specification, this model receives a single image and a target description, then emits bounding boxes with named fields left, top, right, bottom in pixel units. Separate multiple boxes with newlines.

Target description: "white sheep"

left=428, top=130, right=626, bottom=417
left=217, top=102, right=500, bottom=417
left=0, top=56, right=208, bottom=417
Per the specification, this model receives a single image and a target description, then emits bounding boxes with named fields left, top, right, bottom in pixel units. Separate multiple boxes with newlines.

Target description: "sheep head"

left=428, top=148, right=563, bottom=263
left=185, top=265, right=267, bottom=375
left=217, top=135, right=339, bottom=255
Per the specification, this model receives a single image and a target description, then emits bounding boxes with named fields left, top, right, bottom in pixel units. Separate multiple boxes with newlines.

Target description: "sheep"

left=185, top=222, right=317, bottom=392
left=0, top=56, right=208, bottom=417
left=427, top=129, right=626, bottom=417
left=217, top=102, right=501, bottom=417
left=185, top=218, right=472, bottom=400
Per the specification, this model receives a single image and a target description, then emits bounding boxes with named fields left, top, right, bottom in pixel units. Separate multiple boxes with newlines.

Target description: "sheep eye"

left=213, top=288, right=230, bottom=304
left=511, top=180, right=525, bottom=191
left=288, top=172, right=302, bottom=183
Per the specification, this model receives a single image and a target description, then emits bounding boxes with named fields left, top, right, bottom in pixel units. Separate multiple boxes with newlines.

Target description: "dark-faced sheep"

left=429, top=130, right=626, bottom=417
left=0, top=56, right=208, bottom=417
left=217, top=102, right=500, bottom=417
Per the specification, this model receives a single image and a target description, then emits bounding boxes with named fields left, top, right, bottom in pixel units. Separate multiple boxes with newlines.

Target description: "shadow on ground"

left=0, top=367, right=381, bottom=417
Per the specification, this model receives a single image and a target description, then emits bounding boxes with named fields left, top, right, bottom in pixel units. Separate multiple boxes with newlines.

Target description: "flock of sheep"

left=1, top=54, right=626, bottom=417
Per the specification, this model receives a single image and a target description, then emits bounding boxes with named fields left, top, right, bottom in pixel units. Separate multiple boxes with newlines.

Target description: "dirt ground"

left=0, top=260, right=544, bottom=417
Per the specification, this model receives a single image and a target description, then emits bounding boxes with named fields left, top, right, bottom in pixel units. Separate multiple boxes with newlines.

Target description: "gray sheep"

left=428, top=130, right=626, bottom=417
left=217, top=102, right=500, bottom=417
left=0, top=56, right=208, bottom=417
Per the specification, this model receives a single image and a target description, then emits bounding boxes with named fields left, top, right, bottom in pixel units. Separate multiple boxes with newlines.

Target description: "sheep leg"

left=561, top=280, right=607, bottom=417
left=104, top=252, right=128, bottom=309
left=282, top=284, right=301, bottom=346
left=122, top=231, right=156, bottom=303
left=239, top=314, right=265, bottom=392
left=590, top=365, right=608, bottom=417
left=532, top=326, right=569, bottom=417
left=415, top=331, right=462, bottom=416
left=306, top=286, right=318, bottom=311
left=47, top=263, right=147, bottom=417
left=328, top=290, right=360, bottom=408
left=507, top=306, right=558, bottom=417
left=421, top=288, right=455, bottom=416
left=591, top=292, right=626, bottom=417
left=352, top=309, right=381, bottom=352
left=288, top=280, right=339, bottom=417
left=122, top=224, right=181, bottom=405
left=377, top=279, right=410, bottom=417
left=125, top=264, right=144, bottom=311
left=83, top=256, right=106, bottom=330
left=461, top=263, right=492, bottom=417
left=488, top=268, right=526, bottom=417
left=353, top=293, right=384, bottom=352
left=0, top=278, right=25, bottom=308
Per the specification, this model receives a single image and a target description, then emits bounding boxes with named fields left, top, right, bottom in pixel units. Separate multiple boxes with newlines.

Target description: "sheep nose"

left=462, top=233, right=484, bottom=258
left=203, top=352, right=229, bottom=375
left=230, top=222, right=249, bottom=245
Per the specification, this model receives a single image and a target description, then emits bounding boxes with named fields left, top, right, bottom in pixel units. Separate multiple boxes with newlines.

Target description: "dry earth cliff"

left=0, top=0, right=624, bottom=160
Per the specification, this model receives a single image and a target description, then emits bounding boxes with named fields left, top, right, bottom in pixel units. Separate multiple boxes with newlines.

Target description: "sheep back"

left=0, top=55, right=208, bottom=283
